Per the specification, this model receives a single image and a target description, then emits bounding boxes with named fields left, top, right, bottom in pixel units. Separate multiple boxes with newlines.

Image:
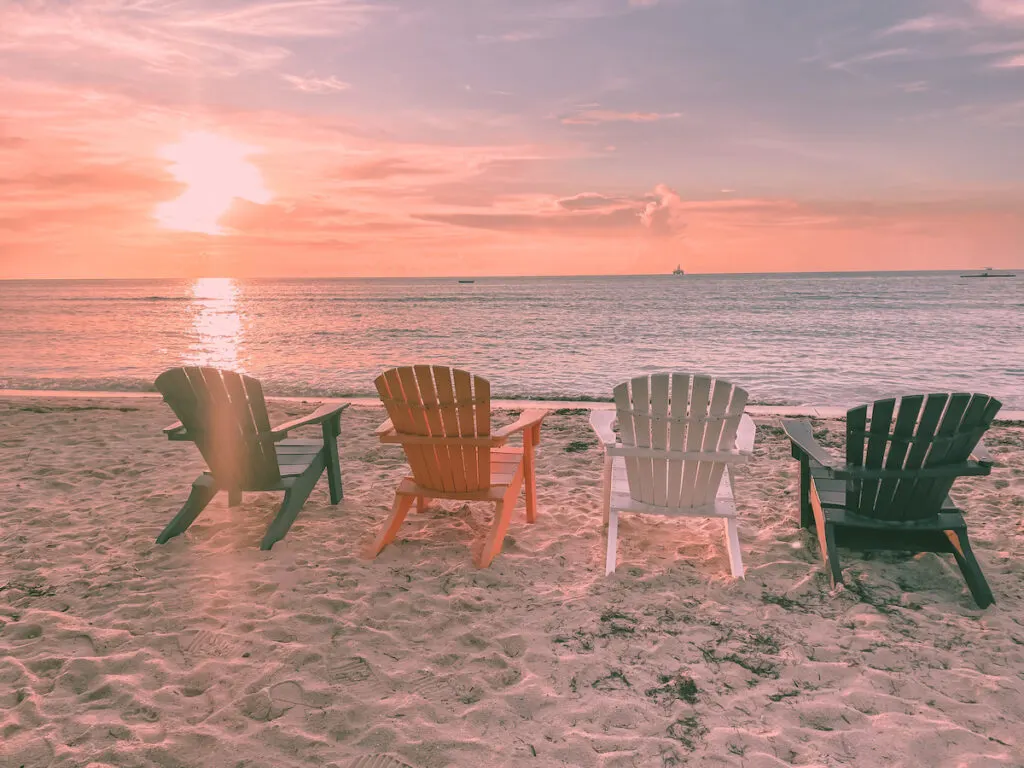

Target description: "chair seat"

left=609, top=456, right=737, bottom=518
left=397, top=446, right=523, bottom=501
left=274, top=439, right=324, bottom=476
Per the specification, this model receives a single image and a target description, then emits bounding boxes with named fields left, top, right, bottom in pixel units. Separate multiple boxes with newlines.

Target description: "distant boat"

left=961, top=266, right=1016, bottom=278
left=458, top=279, right=475, bottom=284
left=672, top=264, right=686, bottom=275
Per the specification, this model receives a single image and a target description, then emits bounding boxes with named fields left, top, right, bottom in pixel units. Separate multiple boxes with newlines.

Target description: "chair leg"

left=605, top=508, right=619, bottom=575
left=601, top=456, right=612, bottom=527
left=523, top=429, right=538, bottom=523
left=477, top=464, right=524, bottom=568
left=322, top=419, right=343, bottom=504
left=810, top=492, right=843, bottom=588
left=946, top=529, right=995, bottom=608
left=724, top=517, right=744, bottom=578
left=260, top=463, right=322, bottom=551
left=228, top=488, right=242, bottom=508
left=157, top=475, right=218, bottom=544
left=416, top=495, right=428, bottom=513
left=798, top=456, right=813, bottom=529
left=366, top=494, right=415, bottom=559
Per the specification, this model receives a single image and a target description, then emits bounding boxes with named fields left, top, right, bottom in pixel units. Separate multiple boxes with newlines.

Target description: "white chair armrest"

left=736, top=413, right=755, bottom=454
left=589, top=410, right=617, bottom=448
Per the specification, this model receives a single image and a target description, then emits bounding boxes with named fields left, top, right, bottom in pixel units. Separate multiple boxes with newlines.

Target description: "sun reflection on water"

left=188, top=277, right=243, bottom=370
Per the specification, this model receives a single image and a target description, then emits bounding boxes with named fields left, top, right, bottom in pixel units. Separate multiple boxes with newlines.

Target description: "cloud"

left=0, top=0, right=379, bottom=78
left=282, top=74, right=351, bottom=93
left=993, top=54, right=1024, bottom=66
left=973, top=0, right=1024, bottom=22
left=560, top=108, right=682, bottom=125
left=640, top=184, right=686, bottom=236
left=557, top=193, right=629, bottom=210
left=884, top=15, right=974, bottom=34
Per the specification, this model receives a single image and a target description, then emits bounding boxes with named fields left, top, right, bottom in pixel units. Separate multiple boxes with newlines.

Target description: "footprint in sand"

left=328, top=657, right=374, bottom=685
left=180, top=629, right=240, bottom=659
left=402, top=670, right=452, bottom=701
left=496, top=634, right=527, bottom=659
left=350, top=755, right=417, bottom=768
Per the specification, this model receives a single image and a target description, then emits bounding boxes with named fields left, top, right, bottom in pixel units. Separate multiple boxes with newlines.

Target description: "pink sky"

left=2, top=0, right=1023, bottom=278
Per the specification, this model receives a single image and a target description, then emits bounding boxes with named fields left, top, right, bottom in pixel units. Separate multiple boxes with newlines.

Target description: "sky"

left=1, top=0, right=1023, bottom=278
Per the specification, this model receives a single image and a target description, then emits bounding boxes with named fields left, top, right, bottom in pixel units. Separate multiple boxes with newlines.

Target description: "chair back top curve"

left=613, top=373, right=749, bottom=509
left=375, top=365, right=492, bottom=493
left=844, top=393, right=1001, bottom=521
left=156, top=366, right=281, bottom=489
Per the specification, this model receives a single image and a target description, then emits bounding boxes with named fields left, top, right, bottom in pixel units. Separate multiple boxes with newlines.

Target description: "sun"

left=155, top=131, right=271, bottom=235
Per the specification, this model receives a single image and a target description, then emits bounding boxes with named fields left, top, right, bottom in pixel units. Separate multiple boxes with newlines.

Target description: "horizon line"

left=1, top=267, right=1018, bottom=282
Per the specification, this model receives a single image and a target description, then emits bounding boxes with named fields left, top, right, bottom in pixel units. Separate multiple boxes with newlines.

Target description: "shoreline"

left=2, top=388, right=1022, bottom=421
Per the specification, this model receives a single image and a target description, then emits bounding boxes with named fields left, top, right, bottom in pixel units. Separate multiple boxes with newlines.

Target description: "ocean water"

left=1, top=273, right=1021, bottom=408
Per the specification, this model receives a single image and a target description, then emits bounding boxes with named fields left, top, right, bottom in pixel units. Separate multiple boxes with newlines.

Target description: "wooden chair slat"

left=613, top=381, right=640, bottom=503
left=888, top=393, right=948, bottom=514
left=665, top=373, right=690, bottom=509
left=630, top=375, right=654, bottom=504
left=704, top=383, right=749, bottom=506
left=472, top=375, right=491, bottom=491
left=434, top=366, right=468, bottom=492
left=415, top=365, right=455, bottom=493
left=873, top=395, right=923, bottom=521
left=692, top=379, right=733, bottom=507
left=679, top=375, right=711, bottom=508
left=398, top=365, right=445, bottom=491
left=649, top=374, right=670, bottom=507
left=855, top=398, right=895, bottom=518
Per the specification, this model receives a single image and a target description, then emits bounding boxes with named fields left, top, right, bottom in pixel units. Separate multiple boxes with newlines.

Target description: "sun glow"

left=155, top=132, right=271, bottom=235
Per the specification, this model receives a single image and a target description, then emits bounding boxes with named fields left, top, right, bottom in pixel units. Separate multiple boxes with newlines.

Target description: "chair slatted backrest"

left=156, top=367, right=281, bottom=490
left=375, top=366, right=491, bottom=493
left=613, top=374, right=749, bottom=509
left=845, top=393, right=1001, bottom=522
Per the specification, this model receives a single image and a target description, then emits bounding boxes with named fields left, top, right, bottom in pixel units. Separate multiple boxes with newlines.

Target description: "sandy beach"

left=2, top=396, right=1023, bottom=768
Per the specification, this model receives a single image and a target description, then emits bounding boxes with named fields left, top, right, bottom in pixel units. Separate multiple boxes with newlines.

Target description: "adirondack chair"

left=155, top=367, right=349, bottom=550
left=370, top=366, right=547, bottom=568
left=590, top=373, right=755, bottom=577
left=781, top=393, right=1001, bottom=607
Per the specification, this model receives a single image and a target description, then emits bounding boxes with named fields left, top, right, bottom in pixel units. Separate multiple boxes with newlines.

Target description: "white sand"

left=1, top=397, right=1022, bottom=768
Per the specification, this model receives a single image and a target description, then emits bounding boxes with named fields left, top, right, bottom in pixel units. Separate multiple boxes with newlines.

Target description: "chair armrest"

left=493, top=409, right=548, bottom=440
left=375, top=417, right=395, bottom=437
left=589, top=410, right=617, bottom=448
left=164, top=421, right=190, bottom=441
left=781, top=419, right=842, bottom=470
left=971, top=439, right=993, bottom=467
left=736, top=413, right=755, bottom=454
left=270, top=403, right=349, bottom=439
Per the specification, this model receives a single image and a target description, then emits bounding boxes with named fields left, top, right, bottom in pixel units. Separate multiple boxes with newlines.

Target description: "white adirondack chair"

left=590, top=373, right=755, bottom=576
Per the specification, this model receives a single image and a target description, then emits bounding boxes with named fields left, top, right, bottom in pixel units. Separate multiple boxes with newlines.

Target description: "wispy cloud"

left=0, top=0, right=379, bottom=78
left=560, top=108, right=682, bottom=125
left=884, top=15, right=974, bottom=35
left=282, top=73, right=351, bottom=93
left=993, top=54, right=1024, bottom=66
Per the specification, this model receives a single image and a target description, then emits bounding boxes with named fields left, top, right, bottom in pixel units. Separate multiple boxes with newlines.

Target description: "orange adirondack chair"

left=369, top=366, right=547, bottom=567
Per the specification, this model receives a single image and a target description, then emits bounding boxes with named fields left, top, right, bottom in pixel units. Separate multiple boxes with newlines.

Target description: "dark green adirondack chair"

left=782, top=393, right=1000, bottom=607
left=155, top=367, right=349, bottom=550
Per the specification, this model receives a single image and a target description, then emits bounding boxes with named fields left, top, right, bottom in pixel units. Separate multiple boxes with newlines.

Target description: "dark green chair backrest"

left=845, top=393, right=1001, bottom=521
left=156, top=367, right=281, bottom=490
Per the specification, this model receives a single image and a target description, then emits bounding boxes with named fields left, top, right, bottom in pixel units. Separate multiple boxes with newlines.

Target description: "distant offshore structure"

left=672, top=264, right=686, bottom=275
left=961, top=266, right=1016, bottom=278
